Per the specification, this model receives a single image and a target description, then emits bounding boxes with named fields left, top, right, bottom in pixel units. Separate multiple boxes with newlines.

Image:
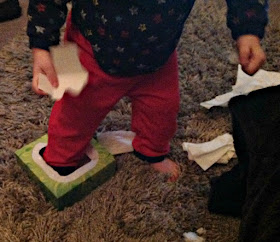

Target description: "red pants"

left=43, top=17, right=180, bottom=167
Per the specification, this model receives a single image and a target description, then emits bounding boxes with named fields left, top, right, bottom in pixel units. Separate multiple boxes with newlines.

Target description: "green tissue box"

left=15, top=135, right=116, bottom=210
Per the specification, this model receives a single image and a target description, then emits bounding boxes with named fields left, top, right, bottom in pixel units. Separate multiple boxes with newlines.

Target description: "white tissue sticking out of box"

left=200, top=65, right=280, bottom=109
left=38, top=43, right=89, bottom=100
left=97, top=131, right=136, bottom=155
left=182, top=133, right=236, bottom=171
left=32, top=142, right=98, bottom=183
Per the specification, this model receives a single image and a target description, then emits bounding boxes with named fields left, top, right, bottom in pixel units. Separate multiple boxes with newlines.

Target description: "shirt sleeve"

left=226, top=0, right=268, bottom=40
left=27, top=0, right=70, bottom=50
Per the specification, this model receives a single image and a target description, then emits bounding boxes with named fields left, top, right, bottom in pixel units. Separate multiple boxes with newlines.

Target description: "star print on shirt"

left=108, top=68, right=117, bottom=74
left=121, top=31, right=129, bottom=38
left=148, top=36, right=158, bottom=42
left=141, top=49, right=150, bottom=55
left=93, top=44, right=100, bottom=52
left=35, top=26, right=45, bottom=34
left=86, top=29, right=93, bottom=36
left=93, top=0, right=99, bottom=6
left=94, top=12, right=99, bottom=19
left=116, top=46, right=125, bottom=53
left=49, top=18, right=55, bottom=24
left=101, top=15, right=107, bottom=24
left=49, top=35, right=56, bottom=41
left=98, top=27, right=106, bottom=36
left=60, top=11, right=65, bottom=18
left=138, top=24, right=147, bottom=32
left=137, top=64, right=146, bottom=70
left=246, top=9, right=256, bottom=18
left=232, top=17, right=240, bottom=25
left=153, top=14, right=162, bottom=24
left=177, top=14, right=184, bottom=21
left=113, top=59, right=120, bottom=65
left=81, top=10, right=87, bottom=19
left=129, top=6, right=138, bottom=15
left=115, top=16, right=122, bottom=22
left=168, top=9, right=175, bottom=16
left=36, top=4, right=46, bottom=12
left=54, top=0, right=62, bottom=5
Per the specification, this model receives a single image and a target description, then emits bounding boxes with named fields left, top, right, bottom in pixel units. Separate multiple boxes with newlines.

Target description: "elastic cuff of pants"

left=133, top=150, right=165, bottom=163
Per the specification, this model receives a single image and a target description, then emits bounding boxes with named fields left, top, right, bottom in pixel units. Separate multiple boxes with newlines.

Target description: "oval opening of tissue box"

left=15, top=134, right=116, bottom=210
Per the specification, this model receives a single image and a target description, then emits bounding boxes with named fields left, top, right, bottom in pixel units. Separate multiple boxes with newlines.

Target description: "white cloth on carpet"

left=182, top=133, right=236, bottom=171
left=183, top=232, right=205, bottom=242
left=97, top=131, right=136, bottom=155
left=200, top=65, right=280, bottom=109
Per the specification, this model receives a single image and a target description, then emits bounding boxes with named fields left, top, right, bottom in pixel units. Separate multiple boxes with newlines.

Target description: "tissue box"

left=15, top=135, right=115, bottom=210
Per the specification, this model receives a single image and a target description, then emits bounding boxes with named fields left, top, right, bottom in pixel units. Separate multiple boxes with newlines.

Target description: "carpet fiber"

left=0, top=0, right=279, bottom=241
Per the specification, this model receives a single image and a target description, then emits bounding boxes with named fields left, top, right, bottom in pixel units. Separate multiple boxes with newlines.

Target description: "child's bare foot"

left=150, top=158, right=180, bottom=182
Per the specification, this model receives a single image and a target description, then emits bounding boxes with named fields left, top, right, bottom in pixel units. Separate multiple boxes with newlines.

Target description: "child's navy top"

left=27, top=0, right=268, bottom=76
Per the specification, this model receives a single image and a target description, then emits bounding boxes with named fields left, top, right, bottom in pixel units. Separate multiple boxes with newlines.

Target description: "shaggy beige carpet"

left=0, top=0, right=279, bottom=241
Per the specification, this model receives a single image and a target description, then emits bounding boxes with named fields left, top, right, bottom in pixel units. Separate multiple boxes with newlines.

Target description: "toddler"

left=27, top=0, right=268, bottom=181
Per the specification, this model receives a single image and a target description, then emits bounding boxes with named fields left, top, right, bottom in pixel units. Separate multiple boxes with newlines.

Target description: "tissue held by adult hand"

left=200, top=65, right=280, bottom=109
left=182, top=133, right=236, bottom=171
left=38, top=43, right=89, bottom=100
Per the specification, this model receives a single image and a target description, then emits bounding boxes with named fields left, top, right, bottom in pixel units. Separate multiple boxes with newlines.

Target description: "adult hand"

left=32, top=48, right=59, bottom=95
left=237, top=35, right=266, bottom=76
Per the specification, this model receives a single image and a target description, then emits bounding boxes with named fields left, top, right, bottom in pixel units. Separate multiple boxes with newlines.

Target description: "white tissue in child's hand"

left=38, top=43, right=89, bottom=100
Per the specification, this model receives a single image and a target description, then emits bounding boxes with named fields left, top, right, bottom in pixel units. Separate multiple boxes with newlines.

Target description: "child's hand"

left=32, top=48, right=59, bottom=95
left=237, top=35, right=266, bottom=76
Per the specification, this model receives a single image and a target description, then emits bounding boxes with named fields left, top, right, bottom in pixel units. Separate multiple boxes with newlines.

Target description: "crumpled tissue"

left=182, top=133, right=236, bottom=171
left=38, top=43, right=89, bottom=100
left=200, top=65, right=280, bottom=109
left=97, top=131, right=136, bottom=155
left=183, top=232, right=205, bottom=242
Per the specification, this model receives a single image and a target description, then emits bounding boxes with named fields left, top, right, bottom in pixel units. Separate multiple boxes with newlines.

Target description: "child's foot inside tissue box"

left=39, top=147, right=91, bottom=176
left=150, top=158, right=180, bottom=182
left=15, top=134, right=116, bottom=210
